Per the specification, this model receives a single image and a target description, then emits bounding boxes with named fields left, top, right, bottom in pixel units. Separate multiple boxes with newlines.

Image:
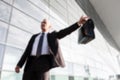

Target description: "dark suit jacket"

left=17, top=22, right=79, bottom=72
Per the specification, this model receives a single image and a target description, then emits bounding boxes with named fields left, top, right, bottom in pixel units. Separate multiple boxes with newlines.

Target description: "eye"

left=42, top=22, right=46, bottom=24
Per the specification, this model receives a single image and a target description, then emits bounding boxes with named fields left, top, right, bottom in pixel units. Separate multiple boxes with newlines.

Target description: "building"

left=0, top=0, right=120, bottom=80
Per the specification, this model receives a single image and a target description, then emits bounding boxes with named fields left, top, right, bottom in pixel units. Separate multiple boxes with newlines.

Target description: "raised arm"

left=55, top=22, right=80, bottom=39
left=55, top=16, right=89, bottom=39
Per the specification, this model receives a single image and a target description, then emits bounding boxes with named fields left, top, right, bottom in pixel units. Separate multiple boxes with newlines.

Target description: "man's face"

left=41, top=19, right=50, bottom=32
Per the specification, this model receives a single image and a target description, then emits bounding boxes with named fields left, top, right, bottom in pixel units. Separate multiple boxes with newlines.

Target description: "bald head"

left=41, top=19, right=51, bottom=32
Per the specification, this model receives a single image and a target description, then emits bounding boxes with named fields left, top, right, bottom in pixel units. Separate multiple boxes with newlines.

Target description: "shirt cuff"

left=77, top=22, right=83, bottom=27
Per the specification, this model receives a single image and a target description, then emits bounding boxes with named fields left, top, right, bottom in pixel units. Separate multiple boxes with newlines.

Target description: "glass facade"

left=0, top=0, right=120, bottom=80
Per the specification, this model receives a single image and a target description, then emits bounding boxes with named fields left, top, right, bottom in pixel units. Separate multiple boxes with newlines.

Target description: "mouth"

left=41, top=24, right=45, bottom=27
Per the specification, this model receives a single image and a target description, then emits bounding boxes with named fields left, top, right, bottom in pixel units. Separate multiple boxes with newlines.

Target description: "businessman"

left=15, top=16, right=89, bottom=80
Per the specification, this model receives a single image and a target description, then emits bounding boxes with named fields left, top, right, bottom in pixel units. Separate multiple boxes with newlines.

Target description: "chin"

left=41, top=29, right=44, bottom=31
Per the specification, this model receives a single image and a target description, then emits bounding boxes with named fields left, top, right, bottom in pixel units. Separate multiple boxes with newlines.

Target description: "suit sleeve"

left=17, top=35, right=34, bottom=68
left=55, top=22, right=80, bottom=39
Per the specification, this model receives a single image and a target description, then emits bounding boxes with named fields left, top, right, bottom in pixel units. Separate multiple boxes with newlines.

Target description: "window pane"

left=0, top=1, right=11, bottom=22
left=28, top=0, right=49, bottom=13
left=0, top=71, right=1, bottom=80
left=0, top=44, right=5, bottom=69
left=2, top=46, right=23, bottom=71
left=0, top=21, right=8, bottom=43
left=14, top=0, right=48, bottom=21
left=50, top=75, right=55, bottom=80
left=3, top=0, right=13, bottom=4
left=73, top=64, right=87, bottom=76
left=40, top=0, right=49, bottom=5
left=7, top=26, right=32, bottom=49
left=55, top=75, right=68, bottom=80
left=1, top=71, right=22, bottom=80
left=10, top=9, right=40, bottom=33
left=84, top=77, right=89, bottom=80
left=50, top=0, right=67, bottom=22
left=51, top=62, right=73, bottom=76
left=74, top=76, right=84, bottom=80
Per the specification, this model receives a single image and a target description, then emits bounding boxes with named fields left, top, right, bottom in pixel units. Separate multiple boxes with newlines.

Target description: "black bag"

left=78, top=19, right=95, bottom=44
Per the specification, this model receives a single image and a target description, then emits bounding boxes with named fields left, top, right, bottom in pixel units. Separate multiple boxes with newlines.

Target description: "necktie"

left=36, top=33, right=44, bottom=57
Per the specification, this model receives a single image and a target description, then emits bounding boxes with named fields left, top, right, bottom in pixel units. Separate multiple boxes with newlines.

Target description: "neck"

left=42, top=30, right=48, bottom=33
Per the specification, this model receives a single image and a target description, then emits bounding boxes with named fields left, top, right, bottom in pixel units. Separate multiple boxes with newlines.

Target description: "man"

left=15, top=16, right=89, bottom=80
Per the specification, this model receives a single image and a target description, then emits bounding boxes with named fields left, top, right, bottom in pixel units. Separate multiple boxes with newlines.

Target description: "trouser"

left=22, top=55, right=51, bottom=80
left=22, top=70, right=50, bottom=80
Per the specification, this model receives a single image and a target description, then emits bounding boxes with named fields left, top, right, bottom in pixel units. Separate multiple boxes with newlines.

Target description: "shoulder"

left=47, top=31, right=57, bottom=38
left=48, top=30, right=58, bottom=36
left=33, top=33, right=40, bottom=37
left=30, top=33, right=40, bottom=39
left=48, top=30, right=57, bottom=34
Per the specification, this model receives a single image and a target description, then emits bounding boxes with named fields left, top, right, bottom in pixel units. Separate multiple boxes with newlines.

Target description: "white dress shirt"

left=31, top=32, right=49, bottom=56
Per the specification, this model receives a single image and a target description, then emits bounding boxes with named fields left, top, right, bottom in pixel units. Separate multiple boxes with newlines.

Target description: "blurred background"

left=0, top=0, right=120, bottom=80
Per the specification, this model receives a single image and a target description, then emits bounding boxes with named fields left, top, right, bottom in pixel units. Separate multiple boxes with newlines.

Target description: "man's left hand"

left=78, top=16, right=90, bottom=26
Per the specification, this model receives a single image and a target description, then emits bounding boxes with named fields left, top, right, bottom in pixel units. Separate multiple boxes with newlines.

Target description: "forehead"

left=42, top=19, right=48, bottom=22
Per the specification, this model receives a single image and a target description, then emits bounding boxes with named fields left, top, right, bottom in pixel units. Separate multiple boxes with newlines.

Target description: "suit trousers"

left=22, top=70, right=50, bottom=80
left=22, top=55, right=51, bottom=80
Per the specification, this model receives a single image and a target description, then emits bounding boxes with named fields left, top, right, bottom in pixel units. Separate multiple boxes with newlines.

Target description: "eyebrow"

left=42, top=21, right=46, bottom=23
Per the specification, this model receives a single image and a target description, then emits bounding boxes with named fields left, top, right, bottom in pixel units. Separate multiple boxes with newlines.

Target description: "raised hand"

left=78, top=16, right=90, bottom=26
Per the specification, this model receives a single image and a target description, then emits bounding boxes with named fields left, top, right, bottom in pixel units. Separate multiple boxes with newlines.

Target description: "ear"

left=48, top=22, right=51, bottom=28
left=49, top=25, right=51, bottom=29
